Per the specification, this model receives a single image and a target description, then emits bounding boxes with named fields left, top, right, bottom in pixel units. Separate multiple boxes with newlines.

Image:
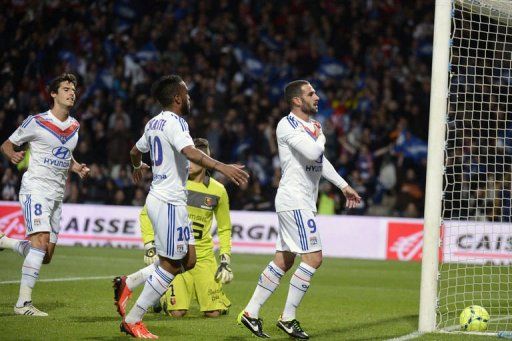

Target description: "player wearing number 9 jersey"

left=238, top=80, right=362, bottom=339
left=113, top=75, right=249, bottom=339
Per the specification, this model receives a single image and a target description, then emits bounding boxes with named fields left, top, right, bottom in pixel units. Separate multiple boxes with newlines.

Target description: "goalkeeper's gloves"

left=144, top=241, right=158, bottom=265
left=215, top=254, right=233, bottom=284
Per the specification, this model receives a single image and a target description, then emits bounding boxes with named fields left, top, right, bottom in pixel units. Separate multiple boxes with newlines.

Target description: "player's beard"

left=181, top=100, right=191, bottom=116
left=300, top=100, right=318, bottom=116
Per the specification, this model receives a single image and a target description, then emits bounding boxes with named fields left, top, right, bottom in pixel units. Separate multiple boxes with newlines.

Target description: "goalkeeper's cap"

left=193, top=137, right=210, bottom=156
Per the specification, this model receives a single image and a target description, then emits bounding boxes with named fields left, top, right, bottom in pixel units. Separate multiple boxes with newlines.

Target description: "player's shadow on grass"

left=70, top=315, right=124, bottom=323
left=312, top=314, right=418, bottom=341
left=83, top=337, right=128, bottom=341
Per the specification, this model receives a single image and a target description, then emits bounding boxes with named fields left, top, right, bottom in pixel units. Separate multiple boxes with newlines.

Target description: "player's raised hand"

left=132, top=162, right=150, bottom=184
left=341, top=185, right=362, bottom=209
left=217, top=163, right=249, bottom=186
left=73, top=163, right=90, bottom=179
left=10, top=151, right=25, bottom=164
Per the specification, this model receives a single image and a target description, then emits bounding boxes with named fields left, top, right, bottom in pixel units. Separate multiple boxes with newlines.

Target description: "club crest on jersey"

left=310, top=236, right=318, bottom=245
left=204, top=197, right=214, bottom=207
left=52, top=146, right=71, bottom=160
left=177, top=244, right=184, bottom=253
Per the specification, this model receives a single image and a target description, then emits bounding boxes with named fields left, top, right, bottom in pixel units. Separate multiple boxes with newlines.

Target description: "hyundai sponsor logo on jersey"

left=43, top=146, right=72, bottom=168
left=52, top=146, right=71, bottom=159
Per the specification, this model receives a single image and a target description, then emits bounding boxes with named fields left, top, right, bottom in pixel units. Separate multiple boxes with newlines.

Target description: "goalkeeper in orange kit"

left=140, top=138, right=232, bottom=317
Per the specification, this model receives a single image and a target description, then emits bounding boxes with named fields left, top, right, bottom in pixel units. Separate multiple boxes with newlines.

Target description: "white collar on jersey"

left=47, top=110, right=72, bottom=127
left=289, top=111, right=314, bottom=125
left=161, top=110, right=179, bottom=117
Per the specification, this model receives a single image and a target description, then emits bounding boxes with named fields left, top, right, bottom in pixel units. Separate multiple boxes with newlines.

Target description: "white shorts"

left=276, top=210, right=322, bottom=254
left=146, top=194, right=195, bottom=260
left=19, top=194, right=61, bottom=243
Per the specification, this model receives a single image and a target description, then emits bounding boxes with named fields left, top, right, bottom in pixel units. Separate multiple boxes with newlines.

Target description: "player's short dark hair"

left=151, top=75, right=184, bottom=107
left=48, top=73, right=77, bottom=94
left=284, top=80, right=309, bottom=106
left=193, top=137, right=210, bottom=155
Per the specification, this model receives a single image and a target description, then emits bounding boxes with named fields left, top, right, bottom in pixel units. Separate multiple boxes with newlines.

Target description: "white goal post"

left=420, top=0, right=512, bottom=333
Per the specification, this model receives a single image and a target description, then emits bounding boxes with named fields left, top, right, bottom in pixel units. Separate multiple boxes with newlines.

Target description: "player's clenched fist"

left=10, top=151, right=25, bottom=165
left=72, top=162, right=90, bottom=179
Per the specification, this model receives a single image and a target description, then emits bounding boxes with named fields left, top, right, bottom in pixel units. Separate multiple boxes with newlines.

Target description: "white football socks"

left=0, top=235, right=29, bottom=257
left=16, top=247, right=45, bottom=307
left=16, top=240, right=31, bottom=257
left=125, top=266, right=174, bottom=324
left=281, top=262, right=316, bottom=321
left=245, top=261, right=284, bottom=318
left=126, top=263, right=157, bottom=291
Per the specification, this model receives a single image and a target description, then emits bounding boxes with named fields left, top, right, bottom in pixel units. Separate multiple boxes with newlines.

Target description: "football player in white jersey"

left=238, top=80, right=361, bottom=339
left=0, top=73, right=90, bottom=316
left=113, top=75, right=249, bottom=339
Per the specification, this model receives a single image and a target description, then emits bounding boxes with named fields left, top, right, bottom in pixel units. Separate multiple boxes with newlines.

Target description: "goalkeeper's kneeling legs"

left=170, top=309, right=187, bottom=317
left=204, top=309, right=227, bottom=318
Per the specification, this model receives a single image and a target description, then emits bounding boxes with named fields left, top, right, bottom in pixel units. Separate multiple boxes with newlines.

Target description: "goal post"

left=419, top=0, right=451, bottom=333
left=420, top=0, right=512, bottom=333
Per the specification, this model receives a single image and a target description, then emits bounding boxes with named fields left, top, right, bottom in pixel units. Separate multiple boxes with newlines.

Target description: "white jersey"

left=136, top=111, right=194, bottom=205
left=9, top=110, right=80, bottom=201
left=275, top=112, right=348, bottom=212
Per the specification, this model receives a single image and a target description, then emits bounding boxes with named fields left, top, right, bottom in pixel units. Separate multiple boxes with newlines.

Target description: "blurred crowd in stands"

left=0, top=0, right=434, bottom=217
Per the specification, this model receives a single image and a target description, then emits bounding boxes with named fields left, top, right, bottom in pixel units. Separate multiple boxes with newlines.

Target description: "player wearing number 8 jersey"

left=113, top=75, right=249, bottom=339
left=0, top=73, right=90, bottom=317
left=238, top=80, right=362, bottom=339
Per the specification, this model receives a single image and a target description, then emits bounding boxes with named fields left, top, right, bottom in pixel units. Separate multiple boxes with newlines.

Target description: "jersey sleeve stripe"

left=287, top=116, right=298, bottom=128
left=179, top=118, right=188, bottom=131
left=21, top=116, right=34, bottom=128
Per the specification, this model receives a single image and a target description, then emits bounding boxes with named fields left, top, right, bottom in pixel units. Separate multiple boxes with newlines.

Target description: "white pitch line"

left=386, top=331, right=422, bottom=341
left=0, top=275, right=115, bottom=285
left=389, top=314, right=512, bottom=341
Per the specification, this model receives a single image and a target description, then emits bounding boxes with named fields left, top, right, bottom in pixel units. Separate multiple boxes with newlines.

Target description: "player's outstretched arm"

left=322, top=156, right=361, bottom=208
left=130, top=145, right=150, bottom=184
left=181, top=145, right=249, bottom=186
left=70, top=156, right=90, bottom=179
left=1, top=140, right=25, bottom=165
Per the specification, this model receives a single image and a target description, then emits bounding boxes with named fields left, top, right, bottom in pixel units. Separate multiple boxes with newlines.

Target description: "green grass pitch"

left=0, top=246, right=491, bottom=340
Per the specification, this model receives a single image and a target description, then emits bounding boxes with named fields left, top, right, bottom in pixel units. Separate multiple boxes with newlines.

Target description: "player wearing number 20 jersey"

left=135, top=110, right=196, bottom=259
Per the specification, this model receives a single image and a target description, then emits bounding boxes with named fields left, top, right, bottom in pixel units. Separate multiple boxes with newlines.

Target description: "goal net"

left=438, top=0, right=512, bottom=331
